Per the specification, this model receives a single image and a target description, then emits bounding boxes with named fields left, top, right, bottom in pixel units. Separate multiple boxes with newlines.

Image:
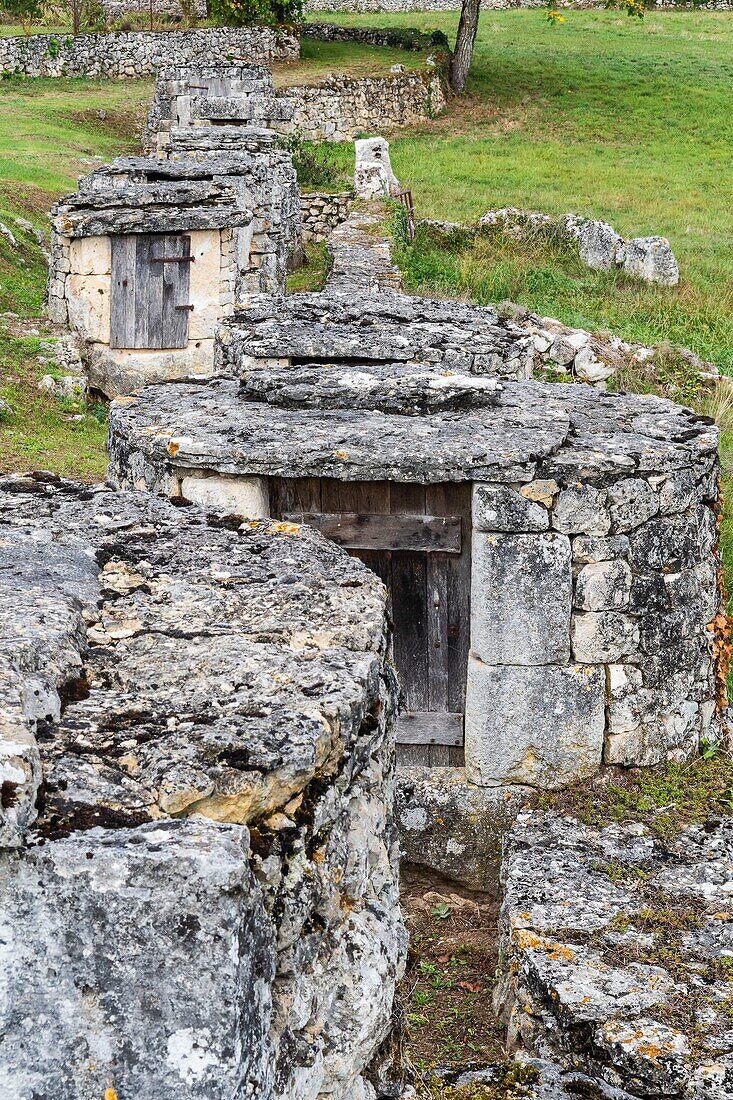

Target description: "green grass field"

left=310, top=9, right=733, bottom=373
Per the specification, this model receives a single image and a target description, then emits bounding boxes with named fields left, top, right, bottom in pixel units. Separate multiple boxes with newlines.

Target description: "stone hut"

left=0, top=472, right=405, bottom=1098
left=48, top=79, right=302, bottom=397
left=107, top=340, right=723, bottom=785
left=103, top=210, right=726, bottom=886
left=86, top=211, right=724, bottom=893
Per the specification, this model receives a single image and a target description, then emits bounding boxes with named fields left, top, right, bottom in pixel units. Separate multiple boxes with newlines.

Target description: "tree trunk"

left=450, top=0, right=481, bottom=94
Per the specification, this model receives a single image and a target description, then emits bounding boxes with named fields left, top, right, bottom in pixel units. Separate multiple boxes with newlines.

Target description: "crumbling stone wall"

left=0, top=26, right=297, bottom=79
left=0, top=472, right=406, bottom=1099
left=300, top=189, right=353, bottom=242
left=496, top=810, right=733, bottom=1097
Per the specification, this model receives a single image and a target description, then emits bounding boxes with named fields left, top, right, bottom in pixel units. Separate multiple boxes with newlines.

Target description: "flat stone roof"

left=108, top=373, right=717, bottom=487
left=0, top=474, right=388, bottom=846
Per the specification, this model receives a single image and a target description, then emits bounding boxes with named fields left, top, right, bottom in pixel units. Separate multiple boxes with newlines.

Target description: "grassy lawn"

left=310, top=9, right=733, bottom=373
left=0, top=77, right=148, bottom=478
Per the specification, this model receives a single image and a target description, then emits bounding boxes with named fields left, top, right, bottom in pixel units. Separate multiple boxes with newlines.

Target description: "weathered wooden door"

left=269, top=478, right=471, bottom=766
left=110, top=233, right=192, bottom=350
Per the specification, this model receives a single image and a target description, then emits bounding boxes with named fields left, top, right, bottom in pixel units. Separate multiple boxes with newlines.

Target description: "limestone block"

left=464, top=658, right=605, bottom=789
left=353, top=136, right=400, bottom=200
left=572, top=611, right=639, bottom=663
left=68, top=234, right=111, bottom=276
left=628, top=514, right=699, bottom=571
left=574, top=560, right=632, bottom=611
left=520, top=479, right=559, bottom=508
left=574, top=218, right=623, bottom=271
left=179, top=473, right=268, bottom=517
left=0, top=818, right=275, bottom=1099
left=85, top=340, right=215, bottom=399
left=573, top=346, right=615, bottom=383
left=618, top=236, right=679, bottom=287
left=66, top=274, right=110, bottom=342
left=607, top=477, right=659, bottom=533
left=188, top=229, right=224, bottom=340
left=473, top=482, right=549, bottom=533
left=549, top=331, right=589, bottom=366
left=572, top=535, right=631, bottom=563
left=395, top=767, right=527, bottom=893
left=471, top=531, right=572, bottom=665
left=655, top=469, right=697, bottom=514
left=552, top=485, right=611, bottom=536
left=607, top=663, right=645, bottom=734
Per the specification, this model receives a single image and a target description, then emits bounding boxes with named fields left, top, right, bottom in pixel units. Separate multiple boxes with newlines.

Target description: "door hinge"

left=151, top=255, right=195, bottom=264
left=174, top=304, right=194, bottom=311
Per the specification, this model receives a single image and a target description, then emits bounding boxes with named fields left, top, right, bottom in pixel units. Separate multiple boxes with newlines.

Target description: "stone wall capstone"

left=0, top=26, right=298, bottom=79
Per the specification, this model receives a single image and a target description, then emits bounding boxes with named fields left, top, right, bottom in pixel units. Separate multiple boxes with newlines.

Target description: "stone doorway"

left=269, top=477, right=471, bottom=766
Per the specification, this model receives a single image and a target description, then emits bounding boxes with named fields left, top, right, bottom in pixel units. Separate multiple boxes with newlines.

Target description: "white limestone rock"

left=353, top=137, right=400, bottom=200
left=552, top=485, right=611, bottom=536
left=566, top=216, right=623, bottom=271
left=471, top=531, right=572, bottom=665
left=618, top=235, right=680, bottom=287
left=574, top=560, right=632, bottom=611
left=572, top=610, right=639, bottom=662
left=473, top=482, right=549, bottom=533
left=464, top=659, right=605, bottom=789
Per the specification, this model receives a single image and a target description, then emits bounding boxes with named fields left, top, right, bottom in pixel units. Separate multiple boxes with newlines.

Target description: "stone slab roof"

left=217, top=286, right=534, bottom=379
left=0, top=473, right=388, bottom=847
left=50, top=153, right=271, bottom=238
left=108, top=374, right=717, bottom=487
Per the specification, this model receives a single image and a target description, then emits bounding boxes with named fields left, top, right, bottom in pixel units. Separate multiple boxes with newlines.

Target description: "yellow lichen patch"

left=112, top=396, right=135, bottom=406
left=167, top=440, right=181, bottom=457
left=515, top=929, right=543, bottom=950
left=545, top=943, right=576, bottom=962
left=104, top=1089, right=118, bottom=1100
left=713, top=912, right=731, bottom=920
left=266, top=521, right=301, bottom=536
left=333, top=449, right=349, bottom=460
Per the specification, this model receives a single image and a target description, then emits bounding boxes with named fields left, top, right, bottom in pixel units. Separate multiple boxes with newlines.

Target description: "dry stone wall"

left=0, top=26, right=297, bottom=79
left=279, top=69, right=446, bottom=142
left=300, top=190, right=353, bottom=242
left=496, top=810, right=733, bottom=1098
left=0, top=472, right=406, bottom=1099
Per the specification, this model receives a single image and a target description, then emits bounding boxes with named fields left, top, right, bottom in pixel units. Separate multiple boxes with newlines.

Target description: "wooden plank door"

left=269, top=477, right=471, bottom=767
left=111, top=233, right=191, bottom=350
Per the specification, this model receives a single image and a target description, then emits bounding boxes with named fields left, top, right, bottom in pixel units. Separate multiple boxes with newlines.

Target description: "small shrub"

left=278, top=133, right=347, bottom=191
left=0, top=0, right=43, bottom=35
left=208, top=0, right=302, bottom=29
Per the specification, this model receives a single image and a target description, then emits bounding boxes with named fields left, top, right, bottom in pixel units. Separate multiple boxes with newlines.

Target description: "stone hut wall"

left=48, top=224, right=241, bottom=395
left=300, top=190, right=353, bottom=242
left=0, top=26, right=297, bottom=79
left=0, top=473, right=406, bottom=1097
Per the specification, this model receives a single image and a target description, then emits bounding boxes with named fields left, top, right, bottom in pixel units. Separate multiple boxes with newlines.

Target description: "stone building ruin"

left=48, top=66, right=301, bottom=397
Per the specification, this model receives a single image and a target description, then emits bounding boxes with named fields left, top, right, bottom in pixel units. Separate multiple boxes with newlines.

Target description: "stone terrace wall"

left=277, top=69, right=446, bottom=142
left=0, top=472, right=405, bottom=1098
left=300, top=189, right=353, bottom=242
left=0, top=26, right=298, bottom=79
